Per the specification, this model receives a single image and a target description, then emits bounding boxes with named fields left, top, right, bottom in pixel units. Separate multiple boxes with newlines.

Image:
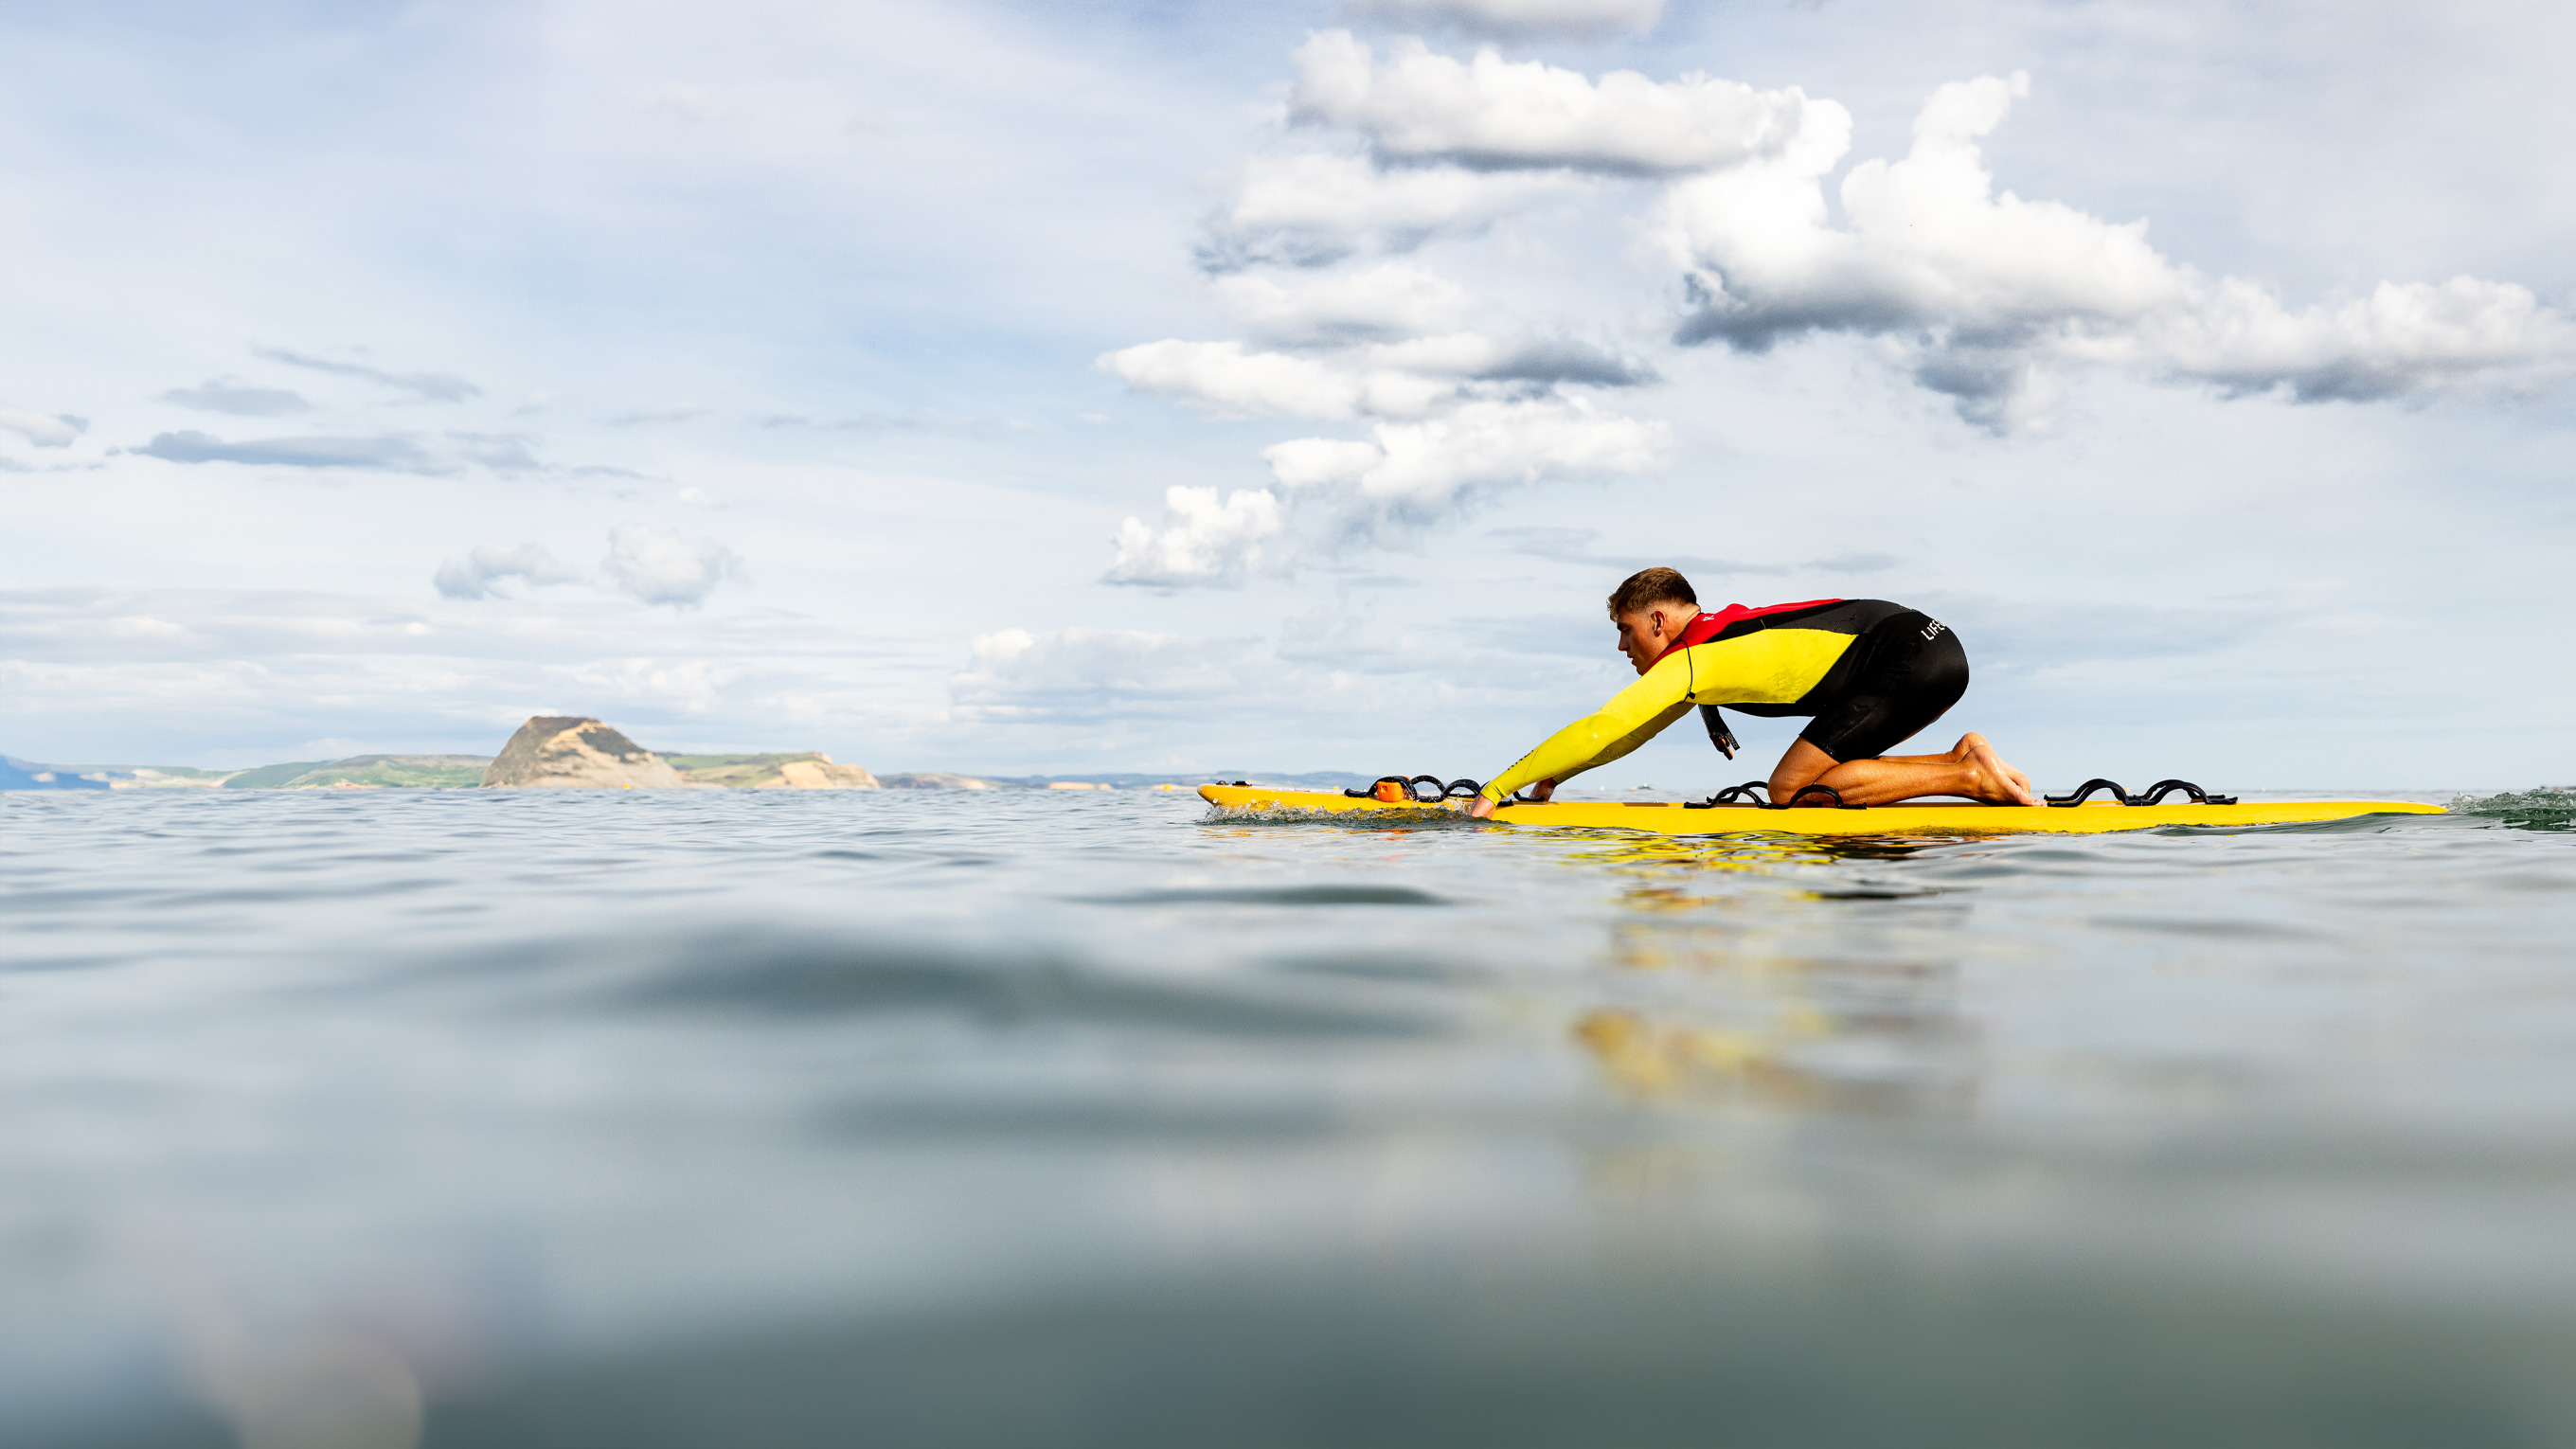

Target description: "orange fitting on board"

left=1374, top=779, right=1407, bottom=803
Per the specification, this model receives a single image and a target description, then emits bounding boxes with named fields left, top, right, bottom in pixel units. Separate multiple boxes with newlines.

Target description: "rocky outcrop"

left=480, top=717, right=693, bottom=789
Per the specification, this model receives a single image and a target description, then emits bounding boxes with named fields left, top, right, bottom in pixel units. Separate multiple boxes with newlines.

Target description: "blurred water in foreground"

left=4, top=786, right=2574, bottom=1448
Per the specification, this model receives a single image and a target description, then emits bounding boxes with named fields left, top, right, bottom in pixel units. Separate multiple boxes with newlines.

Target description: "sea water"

left=4, top=786, right=2574, bottom=1448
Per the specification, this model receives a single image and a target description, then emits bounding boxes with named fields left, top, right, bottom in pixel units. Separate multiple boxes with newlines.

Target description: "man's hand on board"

left=1466, top=778, right=1551, bottom=820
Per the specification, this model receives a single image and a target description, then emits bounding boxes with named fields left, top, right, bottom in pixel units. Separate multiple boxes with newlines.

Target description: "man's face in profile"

left=1614, top=606, right=1688, bottom=676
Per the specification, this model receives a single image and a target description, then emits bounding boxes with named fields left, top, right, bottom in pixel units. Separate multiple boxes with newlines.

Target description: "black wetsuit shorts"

left=1792, top=610, right=1969, bottom=762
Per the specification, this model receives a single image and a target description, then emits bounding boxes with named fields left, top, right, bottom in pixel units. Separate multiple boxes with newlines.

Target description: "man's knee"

left=1769, top=740, right=1837, bottom=792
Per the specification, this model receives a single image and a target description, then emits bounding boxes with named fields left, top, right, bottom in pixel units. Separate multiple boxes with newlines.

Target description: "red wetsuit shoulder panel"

left=1656, top=599, right=1845, bottom=660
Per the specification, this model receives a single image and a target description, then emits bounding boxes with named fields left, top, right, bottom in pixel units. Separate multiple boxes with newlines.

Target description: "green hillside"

left=221, top=760, right=333, bottom=788
left=224, top=755, right=491, bottom=788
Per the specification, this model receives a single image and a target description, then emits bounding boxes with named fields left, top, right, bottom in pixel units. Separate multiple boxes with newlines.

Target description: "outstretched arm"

left=1468, top=708, right=1683, bottom=817
left=1473, top=660, right=1694, bottom=814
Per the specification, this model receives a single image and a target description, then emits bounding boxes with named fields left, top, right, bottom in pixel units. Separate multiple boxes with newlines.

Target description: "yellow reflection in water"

left=1556, top=826, right=1951, bottom=877
left=1566, top=835, right=1980, bottom=1122
left=1573, top=1005, right=1976, bottom=1118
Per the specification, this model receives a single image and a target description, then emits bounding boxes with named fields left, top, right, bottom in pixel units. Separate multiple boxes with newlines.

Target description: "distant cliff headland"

left=6, top=717, right=926, bottom=792
left=3, top=718, right=1352, bottom=793
left=477, top=716, right=887, bottom=790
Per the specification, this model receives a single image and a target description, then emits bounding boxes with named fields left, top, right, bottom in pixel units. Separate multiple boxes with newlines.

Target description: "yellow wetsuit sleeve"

left=1482, top=653, right=1695, bottom=802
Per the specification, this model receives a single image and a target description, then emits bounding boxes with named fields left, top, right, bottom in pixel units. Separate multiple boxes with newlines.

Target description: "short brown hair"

left=1607, top=567, right=1697, bottom=619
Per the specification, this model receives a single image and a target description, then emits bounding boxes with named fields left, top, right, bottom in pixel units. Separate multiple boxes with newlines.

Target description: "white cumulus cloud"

left=433, top=543, right=586, bottom=600
left=1100, top=331, right=1654, bottom=423
left=1212, top=262, right=1478, bottom=343
left=1116, top=35, right=2569, bottom=585
left=1291, top=29, right=1832, bottom=175
left=1099, top=340, right=1371, bottom=420
left=1358, top=331, right=1655, bottom=386
left=1659, top=73, right=2569, bottom=429
left=1106, top=486, right=1284, bottom=587
left=599, top=526, right=746, bottom=608
left=1198, top=151, right=1582, bottom=271
left=2141, top=275, right=2564, bottom=403
left=1265, top=396, right=1669, bottom=513
left=1106, top=396, right=1666, bottom=586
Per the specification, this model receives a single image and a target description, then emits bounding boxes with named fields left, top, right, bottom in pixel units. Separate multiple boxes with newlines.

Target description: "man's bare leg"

left=1767, top=734, right=2037, bottom=807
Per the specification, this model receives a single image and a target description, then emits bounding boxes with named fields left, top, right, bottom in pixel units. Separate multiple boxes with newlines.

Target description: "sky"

left=3, top=0, right=2571, bottom=788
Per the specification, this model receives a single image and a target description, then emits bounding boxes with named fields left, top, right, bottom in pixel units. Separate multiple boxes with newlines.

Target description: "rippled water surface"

left=6, top=788, right=2576, bottom=1447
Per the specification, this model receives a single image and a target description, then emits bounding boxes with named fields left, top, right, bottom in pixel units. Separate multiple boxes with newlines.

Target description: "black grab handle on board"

left=2133, top=778, right=2238, bottom=805
left=2046, top=778, right=2237, bottom=807
left=1763, top=784, right=1865, bottom=811
left=1684, top=780, right=1772, bottom=809
left=1343, top=775, right=1489, bottom=802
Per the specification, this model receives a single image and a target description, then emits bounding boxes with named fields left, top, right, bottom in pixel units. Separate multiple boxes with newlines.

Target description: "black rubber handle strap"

left=2046, top=778, right=2237, bottom=807
left=1762, top=784, right=1864, bottom=810
left=1684, top=780, right=1772, bottom=809
left=2134, top=778, right=2238, bottom=805
left=1340, top=774, right=1492, bottom=802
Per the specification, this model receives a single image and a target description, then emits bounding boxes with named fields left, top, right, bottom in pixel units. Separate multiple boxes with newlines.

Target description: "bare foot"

left=1960, top=733, right=2038, bottom=805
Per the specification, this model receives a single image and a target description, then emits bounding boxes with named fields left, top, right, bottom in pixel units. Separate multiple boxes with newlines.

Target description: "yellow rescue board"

left=1197, top=785, right=2444, bottom=836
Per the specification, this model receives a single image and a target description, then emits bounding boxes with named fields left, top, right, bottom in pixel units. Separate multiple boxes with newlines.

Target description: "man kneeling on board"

left=1466, top=567, right=2037, bottom=818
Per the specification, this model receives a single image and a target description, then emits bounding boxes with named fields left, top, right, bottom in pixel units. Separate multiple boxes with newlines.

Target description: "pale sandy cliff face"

left=480, top=717, right=694, bottom=789
left=656, top=752, right=882, bottom=789
left=754, top=759, right=882, bottom=790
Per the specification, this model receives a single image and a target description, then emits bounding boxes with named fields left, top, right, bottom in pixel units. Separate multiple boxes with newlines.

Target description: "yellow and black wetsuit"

left=1479, top=599, right=1968, bottom=803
